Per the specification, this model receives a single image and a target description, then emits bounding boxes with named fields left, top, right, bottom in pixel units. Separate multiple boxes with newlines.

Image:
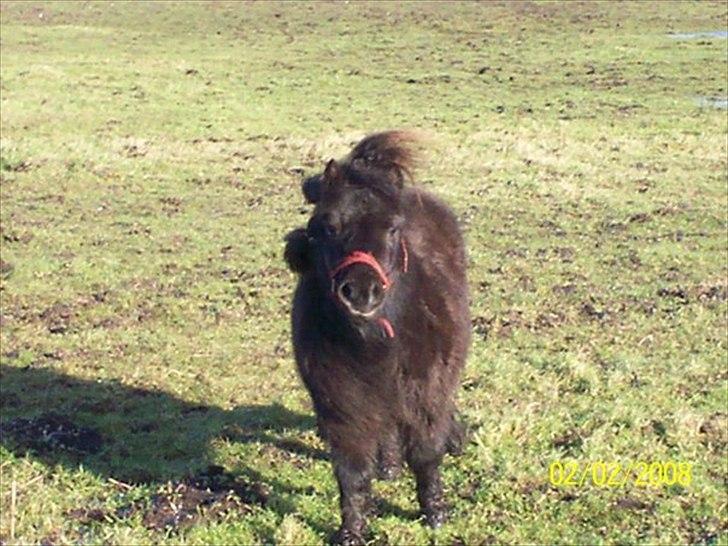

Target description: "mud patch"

left=535, top=310, right=566, bottom=329
left=552, top=283, right=576, bottom=295
left=0, top=413, right=103, bottom=454
left=628, top=212, right=651, bottom=224
left=140, top=466, right=269, bottom=531
left=0, top=259, right=14, bottom=279
left=261, top=438, right=327, bottom=465
left=551, top=430, right=583, bottom=451
left=699, top=412, right=727, bottom=451
left=656, top=286, right=690, bottom=305
left=457, top=476, right=483, bottom=501
left=39, top=532, right=61, bottom=545
left=0, top=157, right=33, bottom=172
left=614, top=496, right=652, bottom=512
left=64, top=466, right=270, bottom=533
left=40, top=303, right=75, bottom=334
left=1, top=229, right=34, bottom=244
left=696, top=283, right=727, bottom=302
left=472, top=315, right=494, bottom=340
left=159, top=196, right=183, bottom=215
left=494, top=308, right=568, bottom=338
left=120, top=139, right=148, bottom=158
left=67, top=507, right=109, bottom=524
left=580, top=301, right=607, bottom=321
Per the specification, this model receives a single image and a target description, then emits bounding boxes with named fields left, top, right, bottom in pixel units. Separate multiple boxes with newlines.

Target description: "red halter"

left=329, top=239, right=408, bottom=338
left=329, top=251, right=393, bottom=291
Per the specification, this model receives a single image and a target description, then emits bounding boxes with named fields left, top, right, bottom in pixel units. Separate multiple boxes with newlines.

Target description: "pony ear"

left=300, top=159, right=340, bottom=204
left=302, top=175, right=322, bottom=204
left=322, top=159, right=342, bottom=183
left=284, top=228, right=311, bottom=274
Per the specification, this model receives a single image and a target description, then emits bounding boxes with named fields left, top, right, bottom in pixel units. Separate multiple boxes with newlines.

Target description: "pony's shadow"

left=0, top=365, right=335, bottom=535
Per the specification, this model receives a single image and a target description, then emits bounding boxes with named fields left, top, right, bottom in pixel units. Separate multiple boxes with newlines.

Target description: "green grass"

left=1, top=1, right=726, bottom=544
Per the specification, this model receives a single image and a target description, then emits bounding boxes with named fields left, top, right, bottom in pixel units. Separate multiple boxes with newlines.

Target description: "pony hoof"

left=423, top=506, right=448, bottom=529
left=331, top=527, right=366, bottom=546
left=376, top=462, right=402, bottom=481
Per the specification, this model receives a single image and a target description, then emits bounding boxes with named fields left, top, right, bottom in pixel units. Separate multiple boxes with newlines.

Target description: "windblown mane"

left=345, top=130, right=420, bottom=184
left=302, top=130, right=420, bottom=204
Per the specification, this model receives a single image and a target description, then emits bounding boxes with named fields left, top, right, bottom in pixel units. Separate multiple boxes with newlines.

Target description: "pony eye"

left=323, top=223, right=337, bottom=238
left=388, top=217, right=404, bottom=238
left=308, top=216, right=337, bottom=240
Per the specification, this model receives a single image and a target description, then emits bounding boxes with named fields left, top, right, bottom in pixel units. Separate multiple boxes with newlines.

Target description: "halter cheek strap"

left=377, top=317, right=395, bottom=338
left=400, top=238, right=408, bottom=274
left=329, top=239, right=408, bottom=338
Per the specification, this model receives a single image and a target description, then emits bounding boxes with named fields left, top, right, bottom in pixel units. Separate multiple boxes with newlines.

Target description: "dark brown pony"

left=284, top=131, right=470, bottom=545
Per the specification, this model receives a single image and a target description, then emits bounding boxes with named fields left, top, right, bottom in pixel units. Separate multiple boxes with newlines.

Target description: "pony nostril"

left=339, top=281, right=354, bottom=303
left=337, top=278, right=384, bottom=313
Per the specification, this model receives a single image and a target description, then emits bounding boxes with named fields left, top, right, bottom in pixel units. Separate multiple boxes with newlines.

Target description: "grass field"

left=1, top=1, right=726, bottom=544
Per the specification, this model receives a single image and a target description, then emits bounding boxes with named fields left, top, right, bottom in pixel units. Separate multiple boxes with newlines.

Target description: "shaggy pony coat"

left=284, top=131, right=470, bottom=545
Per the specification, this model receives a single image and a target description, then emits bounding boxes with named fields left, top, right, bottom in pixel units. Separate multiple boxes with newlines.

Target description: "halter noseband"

left=329, top=239, right=408, bottom=338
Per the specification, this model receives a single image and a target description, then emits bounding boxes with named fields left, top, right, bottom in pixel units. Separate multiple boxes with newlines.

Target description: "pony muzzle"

left=331, top=261, right=387, bottom=317
left=329, top=244, right=407, bottom=335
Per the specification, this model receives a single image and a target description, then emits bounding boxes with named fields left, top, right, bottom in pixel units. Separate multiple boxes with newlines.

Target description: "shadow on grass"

left=0, top=365, right=334, bottom=538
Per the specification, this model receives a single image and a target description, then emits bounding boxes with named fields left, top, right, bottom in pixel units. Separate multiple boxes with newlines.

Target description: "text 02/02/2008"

left=548, top=460, right=693, bottom=488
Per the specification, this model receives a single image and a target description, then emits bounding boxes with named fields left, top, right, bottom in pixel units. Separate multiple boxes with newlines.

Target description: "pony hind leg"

left=445, top=412, right=468, bottom=456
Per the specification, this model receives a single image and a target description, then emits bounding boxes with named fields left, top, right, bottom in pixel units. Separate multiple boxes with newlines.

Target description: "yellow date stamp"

left=548, top=460, right=692, bottom=488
